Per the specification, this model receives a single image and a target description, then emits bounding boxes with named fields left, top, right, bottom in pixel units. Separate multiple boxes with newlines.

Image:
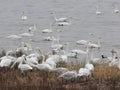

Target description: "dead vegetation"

left=0, top=64, right=120, bottom=90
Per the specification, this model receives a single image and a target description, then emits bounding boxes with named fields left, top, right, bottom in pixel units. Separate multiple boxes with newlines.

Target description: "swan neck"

left=66, top=43, right=69, bottom=54
left=53, top=12, right=57, bottom=21
left=42, top=55, right=45, bottom=63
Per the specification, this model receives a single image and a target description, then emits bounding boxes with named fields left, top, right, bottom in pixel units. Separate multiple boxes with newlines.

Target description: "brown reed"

left=0, top=63, right=120, bottom=90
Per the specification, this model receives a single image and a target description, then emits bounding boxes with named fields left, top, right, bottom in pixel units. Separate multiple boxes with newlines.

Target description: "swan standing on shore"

left=18, top=55, right=33, bottom=73
left=59, top=70, right=78, bottom=80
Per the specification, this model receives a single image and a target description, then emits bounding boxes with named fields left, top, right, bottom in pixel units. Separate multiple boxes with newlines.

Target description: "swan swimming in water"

left=21, top=11, right=27, bottom=21
left=51, top=12, right=67, bottom=22
left=95, top=5, right=101, bottom=15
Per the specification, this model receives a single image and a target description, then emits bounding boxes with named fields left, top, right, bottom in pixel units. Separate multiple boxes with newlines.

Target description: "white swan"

left=18, top=56, right=33, bottom=73
left=59, top=43, right=68, bottom=62
left=85, top=63, right=94, bottom=71
left=46, top=54, right=60, bottom=63
left=43, top=36, right=53, bottom=41
left=35, top=63, right=53, bottom=71
left=63, top=42, right=77, bottom=58
left=57, top=22, right=71, bottom=26
left=45, top=59, right=56, bottom=69
left=51, top=38, right=63, bottom=50
left=6, top=35, right=22, bottom=39
left=109, top=49, right=119, bottom=67
left=113, top=3, right=119, bottom=13
left=114, top=8, right=119, bottom=13
left=76, top=33, right=94, bottom=45
left=19, top=33, right=33, bottom=37
left=71, top=42, right=89, bottom=55
left=67, top=52, right=77, bottom=58
left=18, top=63, right=33, bottom=72
left=0, top=58, right=13, bottom=67
left=42, top=23, right=53, bottom=33
left=51, top=12, right=67, bottom=22
left=76, top=40, right=88, bottom=45
left=26, top=56, right=38, bottom=65
left=31, top=55, right=55, bottom=71
left=0, top=55, right=17, bottom=68
left=42, top=29, right=52, bottom=33
left=78, top=68, right=91, bottom=77
left=29, top=24, right=37, bottom=33
left=96, top=5, right=101, bottom=15
left=88, top=37, right=101, bottom=49
left=71, top=49, right=88, bottom=55
left=21, top=11, right=27, bottom=21
left=53, top=67, right=69, bottom=74
left=59, top=70, right=78, bottom=80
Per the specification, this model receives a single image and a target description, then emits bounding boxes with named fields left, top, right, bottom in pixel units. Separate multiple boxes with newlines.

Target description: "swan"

left=67, top=52, right=77, bottom=58
left=42, top=23, right=53, bottom=33
left=71, top=49, right=88, bottom=55
left=6, top=35, right=22, bottom=39
left=51, top=12, right=67, bottom=22
left=53, top=67, right=69, bottom=74
left=29, top=24, right=37, bottom=33
left=60, top=54, right=68, bottom=63
left=63, top=42, right=77, bottom=58
left=35, top=63, right=53, bottom=71
left=0, top=52, right=17, bottom=68
left=17, top=42, right=32, bottom=54
left=19, top=33, right=33, bottom=37
left=46, top=54, right=60, bottom=63
left=71, top=42, right=89, bottom=55
left=51, top=44, right=63, bottom=50
left=109, top=49, right=119, bottom=67
left=57, top=22, right=71, bottom=26
left=21, top=11, right=27, bottom=21
left=114, top=8, right=119, bottom=13
left=85, top=63, right=94, bottom=71
left=76, top=40, right=88, bottom=45
left=0, top=55, right=16, bottom=61
left=6, top=50, right=16, bottom=56
left=43, top=36, right=53, bottom=41
left=0, top=58, right=13, bottom=67
left=10, top=55, right=25, bottom=68
left=30, top=55, right=55, bottom=71
left=51, top=38, right=63, bottom=50
left=43, top=52, right=56, bottom=69
left=35, top=56, right=54, bottom=71
left=95, top=5, right=101, bottom=15
left=96, top=10, right=101, bottom=15
left=76, top=33, right=94, bottom=45
left=113, top=3, right=119, bottom=13
left=78, top=68, right=91, bottom=77
left=88, top=37, right=101, bottom=49
left=59, top=70, right=78, bottom=80
left=26, top=56, right=38, bottom=65
left=45, top=59, right=56, bottom=69
left=42, top=29, right=52, bottom=33
left=59, top=43, right=69, bottom=62
left=18, top=55, right=33, bottom=73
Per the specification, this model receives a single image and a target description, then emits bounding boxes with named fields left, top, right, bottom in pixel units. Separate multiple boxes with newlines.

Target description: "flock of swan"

left=0, top=6, right=120, bottom=81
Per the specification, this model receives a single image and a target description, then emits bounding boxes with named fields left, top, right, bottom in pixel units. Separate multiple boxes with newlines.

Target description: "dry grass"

left=0, top=64, right=120, bottom=90
left=93, top=64, right=120, bottom=82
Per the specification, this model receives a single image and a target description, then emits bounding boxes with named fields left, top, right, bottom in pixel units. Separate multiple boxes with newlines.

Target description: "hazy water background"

left=0, top=0, right=120, bottom=57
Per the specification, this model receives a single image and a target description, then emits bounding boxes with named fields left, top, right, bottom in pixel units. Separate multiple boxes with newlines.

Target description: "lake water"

left=0, top=0, right=120, bottom=57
